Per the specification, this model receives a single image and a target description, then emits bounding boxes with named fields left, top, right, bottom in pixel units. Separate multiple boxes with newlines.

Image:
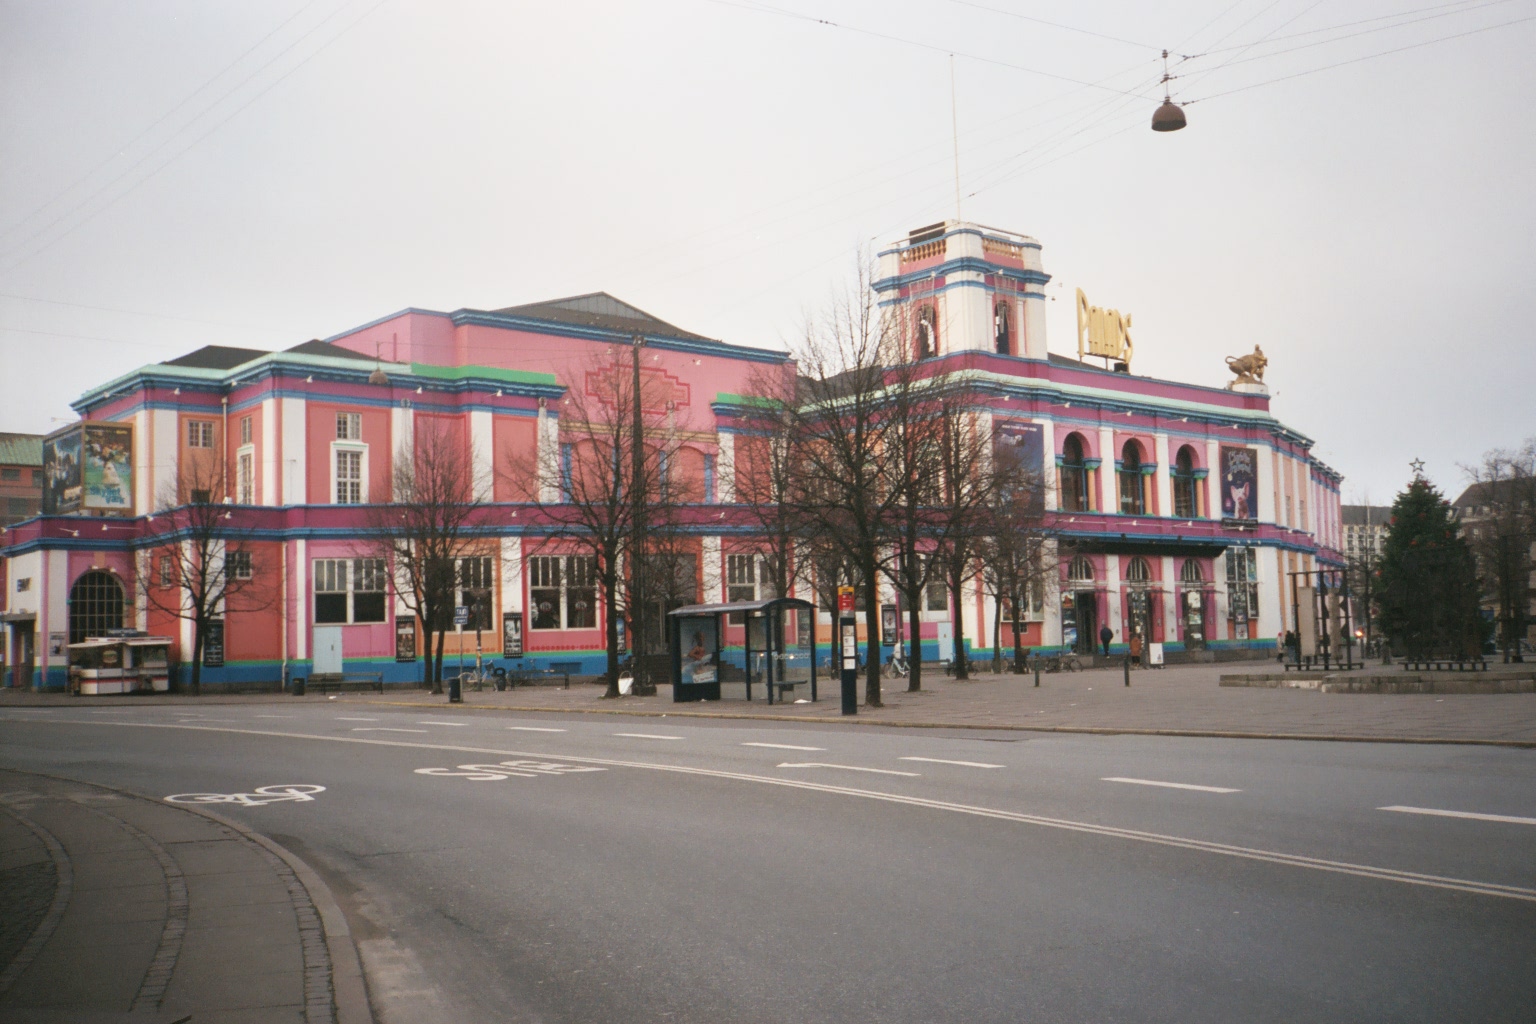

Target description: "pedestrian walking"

left=1099, top=624, right=1113, bottom=657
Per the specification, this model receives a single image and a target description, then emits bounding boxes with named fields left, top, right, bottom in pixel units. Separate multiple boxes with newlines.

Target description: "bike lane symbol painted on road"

left=164, top=784, right=326, bottom=807
left=414, top=760, right=607, bottom=782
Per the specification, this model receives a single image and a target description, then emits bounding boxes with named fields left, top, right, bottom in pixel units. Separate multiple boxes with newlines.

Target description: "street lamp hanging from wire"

left=1152, top=49, right=1187, bottom=132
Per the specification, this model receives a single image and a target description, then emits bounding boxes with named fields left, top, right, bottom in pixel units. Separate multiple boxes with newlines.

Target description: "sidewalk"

left=0, top=770, right=367, bottom=1024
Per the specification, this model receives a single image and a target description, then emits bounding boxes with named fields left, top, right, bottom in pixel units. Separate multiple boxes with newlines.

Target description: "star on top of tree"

left=1409, top=458, right=1426, bottom=478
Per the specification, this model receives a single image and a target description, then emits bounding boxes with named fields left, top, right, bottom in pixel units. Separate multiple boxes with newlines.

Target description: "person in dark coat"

left=1099, top=624, right=1113, bottom=657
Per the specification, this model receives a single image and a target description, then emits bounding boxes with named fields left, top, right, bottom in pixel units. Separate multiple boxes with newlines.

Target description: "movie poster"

left=1220, top=446, right=1256, bottom=521
left=501, top=611, right=523, bottom=658
left=997, top=421, right=1045, bottom=474
left=42, top=427, right=83, bottom=515
left=82, top=423, right=134, bottom=514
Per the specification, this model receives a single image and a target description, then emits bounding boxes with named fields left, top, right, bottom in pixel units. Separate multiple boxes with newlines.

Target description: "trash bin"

left=292, top=676, right=306, bottom=696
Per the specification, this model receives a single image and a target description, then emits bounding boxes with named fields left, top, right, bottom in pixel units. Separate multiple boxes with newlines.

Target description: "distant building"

left=1341, top=504, right=1391, bottom=563
left=0, top=433, right=44, bottom=526
left=1450, top=481, right=1536, bottom=644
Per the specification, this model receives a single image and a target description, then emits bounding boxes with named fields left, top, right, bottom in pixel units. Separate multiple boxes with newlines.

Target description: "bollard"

left=1123, top=657, right=1130, bottom=687
left=1034, top=659, right=1040, bottom=688
left=292, top=676, right=305, bottom=697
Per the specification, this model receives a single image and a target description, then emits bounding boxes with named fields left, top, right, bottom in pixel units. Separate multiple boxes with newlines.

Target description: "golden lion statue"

left=1225, top=346, right=1267, bottom=386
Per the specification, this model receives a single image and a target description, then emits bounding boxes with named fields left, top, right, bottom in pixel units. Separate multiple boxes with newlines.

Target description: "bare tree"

left=978, top=439, right=1054, bottom=674
left=736, top=367, right=805, bottom=609
left=930, top=381, right=1001, bottom=680
left=363, top=420, right=486, bottom=692
left=137, top=459, right=275, bottom=694
left=1463, top=439, right=1536, bottom=662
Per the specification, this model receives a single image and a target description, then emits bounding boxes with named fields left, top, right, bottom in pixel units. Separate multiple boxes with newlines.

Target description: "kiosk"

left=67, top=632, right=173, bottom=694
left=668, top=598, right=817, bottom=704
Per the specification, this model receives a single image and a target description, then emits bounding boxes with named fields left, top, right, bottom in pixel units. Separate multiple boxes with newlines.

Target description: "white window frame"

left=336, top=412, right=361, bottom=441
left=239, top=415, right=252, bottom=446
left=187, top=420, right=215, bottom=449
left=229, top=549, right=253, bottom=580
left=332, top=443, right=367, bottom=504
left=527, top=554, right=598, bottom=631
left=313, top=557, right=388, bottom=624
left=236, top=446, right=255, bottom=504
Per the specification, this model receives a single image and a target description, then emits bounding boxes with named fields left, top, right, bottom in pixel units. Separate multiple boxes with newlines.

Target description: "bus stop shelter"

left=668, top=597, right=818, bottom=704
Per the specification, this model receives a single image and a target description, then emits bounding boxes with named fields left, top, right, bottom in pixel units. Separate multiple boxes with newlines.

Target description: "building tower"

left=872, top=221, right=1051, bottom=362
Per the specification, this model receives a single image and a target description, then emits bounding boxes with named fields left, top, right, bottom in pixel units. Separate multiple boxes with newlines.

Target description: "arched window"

left=1180, top=559, right=1204, bottom=584
left=1125, top=557, right=1152, bottom=584
left=1059, top=434, right=1089, bottom=513
left=69, top=570, right=124, bottom=644
left=993, top=300, right=1011, bottom=356
left=1119, top=440, right=1146, bottom=516
left=1067, top=555, right=1095, bottom=583
left=1173, top=445, right=1199, bottom=518
left=915, top=306, right=938, bottom=360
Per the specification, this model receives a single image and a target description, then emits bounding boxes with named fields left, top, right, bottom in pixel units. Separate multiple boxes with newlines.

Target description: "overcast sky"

left=2, top=0, right=1532, bottom=502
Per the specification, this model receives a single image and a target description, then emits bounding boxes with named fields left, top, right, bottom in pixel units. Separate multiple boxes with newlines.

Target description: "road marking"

left=418, top=720, right=468, bottom=727
left=32, top=718, right=1536, bottom=905
left=507, top=726, right=567, bottom=733
left=742, top=742, right=824, bottom=751
left=255, top=714, right=294, bottom=718
left=778, top=762, right=920, bottom=776
left=1102, top=777, right=1242, bottom=794
left=416, top=760, right=608, bottom=782
left=1380, top=805, right=1536, bottom=826
left=614, top=732, right=685, bottom=740
left=353, top=727, right=429, bottom=734
left=165, top=784, right=324, bottom=807
left=335, top=717, right=378, bottom=722
left=900, top=757, right=1004, bottom=768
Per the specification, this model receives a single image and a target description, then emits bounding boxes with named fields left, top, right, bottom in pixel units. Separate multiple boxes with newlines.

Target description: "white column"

left=1254, top=545, right=1278, bottom=641
left=134, top=550, right=150, bottom=630
left=294, top=538, right=307, bottom=662
left=260, top=397, right=278, bottom=506
left=150, top=407, right=177, bottom=510
left=1205, top=437, right=1222, bottom=518
left=1153, top=432, right=1172, bottom=518
left=1160, top=555, right=1176, bottom=643
left=131, top=409, right=150, bottom=515
left=1098, top=426, right=1116, bottom=512
left=1022, top=294, right=1048, bottom=360
left=702, top=536, right=724, bottom=602
left=716, top=433, right=736, bottom=504
left=1257, top=447, right=1276, bottom=525
left=390, top=402, right=414, bottom=500
left=500, top=537, right=523, bottom=615
left=1212, top=550, right=1230, bottom=635
left=280, top=397, right=307, bottom=505
left=537, top=404, right=558, bottom=503
left=470, top=410, right=493, bottom=496
left=1036, top=418, right=1056, bottom=509
left=1104, top=555, right=1122, bottom=644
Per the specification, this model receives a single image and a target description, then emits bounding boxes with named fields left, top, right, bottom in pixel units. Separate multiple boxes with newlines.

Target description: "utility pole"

left=630, top=333, right=648, bottom=692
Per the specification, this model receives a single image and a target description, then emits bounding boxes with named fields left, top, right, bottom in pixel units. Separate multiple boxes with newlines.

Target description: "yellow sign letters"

left=1076, top=289, right=1133, bottom=370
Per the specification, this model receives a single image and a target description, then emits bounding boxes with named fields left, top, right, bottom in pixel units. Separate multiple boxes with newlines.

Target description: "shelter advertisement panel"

left=395, top=616, right=417, bottom=661
left=1220, top=446, right=1256, bottom=521
left=501, top=611, right=523, bottom=658
left=82, top=423, right=134, bottom=514
left=681, top=618, right=717, bottom=684
left=202, top=620, right=225, bottom=667
left=42, top=426, right=83, bottom=515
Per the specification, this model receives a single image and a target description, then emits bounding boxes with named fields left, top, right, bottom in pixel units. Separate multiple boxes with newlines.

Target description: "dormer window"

left=915, top=306, right=937, bottom=360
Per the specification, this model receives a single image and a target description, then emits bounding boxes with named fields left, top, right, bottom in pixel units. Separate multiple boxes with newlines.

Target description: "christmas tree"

left=1376, top=478, right=1486, bottom=660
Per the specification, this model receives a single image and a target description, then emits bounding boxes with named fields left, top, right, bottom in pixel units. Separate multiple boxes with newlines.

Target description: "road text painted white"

left=418, top=721, right=468, bottom=727
left=614, top=733, right=684, bottom=741
left=1380, top=805, right=1536, bottom=826
left=507, top=726, right=567, bottom=733
left=353, top=727, right=429, bottom=734
left=742, top=742, right=824, bottom=751
left=165, top=784, right=324, bottom=807
left=900, top=757, right=1004, bottom=768
left=778, top=762, right=920, bottom=776
left=1102, top=777, right=1241, bottom=794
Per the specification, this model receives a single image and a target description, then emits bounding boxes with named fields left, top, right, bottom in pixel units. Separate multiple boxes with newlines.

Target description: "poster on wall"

left=501, top=611, right=523, bottom=658
left=49, top=632, right=66, bottom=657
left=42, top=427, right=83, bottom=515
left=395, top=616, right=417, bottom=661
left=202, top=620, right=225, bottom=667
left=997, top=422, right=1045, bottom=471
left=82, top=423, right=134, bottom=515
left=1220, top=446, right=1257, bottom=522
left=880, top=604, right=897, bottom=647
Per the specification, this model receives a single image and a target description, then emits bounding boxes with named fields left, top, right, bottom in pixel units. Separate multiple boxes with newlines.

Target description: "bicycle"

left=884, top=650, right=910, bottom=678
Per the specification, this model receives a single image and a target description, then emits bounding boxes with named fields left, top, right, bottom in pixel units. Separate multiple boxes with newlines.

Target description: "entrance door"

left=10, top=624, right=34, bottom=689
left=312, top=626, right=343, bottom=676
left=1074, top=592, right=1098, bottom=655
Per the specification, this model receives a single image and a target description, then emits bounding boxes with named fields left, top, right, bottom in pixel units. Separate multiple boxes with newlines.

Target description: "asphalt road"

left=2, top=702, right=1533, bottom=1023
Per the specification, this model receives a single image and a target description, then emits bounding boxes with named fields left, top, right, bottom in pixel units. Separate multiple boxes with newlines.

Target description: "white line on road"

left=1102, top=777, right=1242, bottom=794
left=353, top=727, right=429, bottom=733
left=1379, top=805, right=1536, bottom=826
left=614, top=733, right=684, bottom=740
left=418, top=721, right=468, bottom=727
left=254, top=715, right=293, bottom=718
left=508, top=726, right=568, bottom=733
left=900, top=757, right=1004, bottom=768
left=335, top=717, right=378, bottom=722
left=742, top=742, right=824, bottom=751
left=778, top=762, right=920, bottom=776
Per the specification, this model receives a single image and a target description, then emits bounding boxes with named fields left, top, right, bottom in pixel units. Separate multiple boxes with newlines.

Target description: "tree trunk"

left=603, top=570, right=620, bottom=699
left=862, top=552, right=882, bottom=707
left=950, top=562, right=969, bottom=680
left=992, top=593, right=1002, bottom=673
left=905, top=592, right=923, bottom=692
left=190, top=624, right=203, bottom=696
left=432, top=627, right=446, bottom=693
left=1011, top=590, right=1024, bottom=673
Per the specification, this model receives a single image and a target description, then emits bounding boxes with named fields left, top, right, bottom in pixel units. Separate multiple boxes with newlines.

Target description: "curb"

left=355, top=699, right=1536, bottom=749
left=0, top=768, right=373, bottom=1024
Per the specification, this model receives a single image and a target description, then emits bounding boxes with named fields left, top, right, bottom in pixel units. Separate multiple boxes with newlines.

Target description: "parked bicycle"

left=884, top=649, right=910, bottom=678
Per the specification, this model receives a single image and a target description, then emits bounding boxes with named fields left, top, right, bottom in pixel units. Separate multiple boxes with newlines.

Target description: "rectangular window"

left=237, top=451, right=254, bottom=504
left=0, top=468, right=19, bottom=481
left=336, top=412, right=361, bottom=441
left=159, top=556, right=174, bottom=588
left=239, top=415, right=252, bottom=446
left=187, top=421, right=214, bottom=448
left=190, top=489, right=211, bottom=505
left=229, top=550, right=252, bottom=580
left=528, top=555, right=597, bottom=630
left=314, top=558, right=387, bottom=624
left=726, top=554, right=756, bottom=623
left=336, top=450, right=362, bottom=504
left=453, top=556, right=495, bottom=631
left=31, top=470, right=43, bottom=485
left=1225, top=549, right=1259, bottom=621
left=704, top=455, right=716, bottom=504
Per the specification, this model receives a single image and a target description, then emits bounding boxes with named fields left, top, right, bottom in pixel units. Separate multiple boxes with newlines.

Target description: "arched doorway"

left=1180, top=558, right=1207, bottom=648
left=69, top=570, right=124, bottom=644
left=1124, top=556, right=1154, bottom=641
left=1064, top=555, right=1098, bottom=655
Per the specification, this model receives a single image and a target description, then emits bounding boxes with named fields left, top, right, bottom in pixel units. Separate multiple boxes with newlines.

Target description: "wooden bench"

left=299, top=673, right=384, bottom=694
left=506, top=666, right=570, bottom=689
left=1403, top=659, right=1487, bottom=672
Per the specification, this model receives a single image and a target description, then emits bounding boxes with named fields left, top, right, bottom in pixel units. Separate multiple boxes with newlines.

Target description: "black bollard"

left=1034, top=659, right=1040, bottom=688
left=1123, top=657, right=1131, bottom=687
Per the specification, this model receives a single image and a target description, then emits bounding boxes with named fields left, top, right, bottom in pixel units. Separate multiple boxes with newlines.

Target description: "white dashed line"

left=353, top=727, right=429, bottom=734
left=1102, top=777, right=1241, bottom=794
left=335, top=717, right=378, bottom=722
left=614, top=733, right=684, bottom=741
left=741, top=742, right=824, bottom=751
left=418, top=721, right=468, bottom=727
left=507, top=726, right=568, bottom=732
left=777, top=762, right=920, bottom=777
left=1380, top=805, right=1536, bottom=826
left=900, top=757, right=1004, bottom=768
left=255, top=715, right=294, bottom=719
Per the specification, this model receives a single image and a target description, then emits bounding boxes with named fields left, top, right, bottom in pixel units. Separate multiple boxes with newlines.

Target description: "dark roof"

left=162, top=345, right=270, bottom=370
left=492, top=292, right=715, bottom=343
left=0, top=432, right=43, bottom=466
left=1451, top=480, right=1535, bottom=508
left=284, top=339, right=378, bottom=363
left=1341, top=504, right=1392, bottom=526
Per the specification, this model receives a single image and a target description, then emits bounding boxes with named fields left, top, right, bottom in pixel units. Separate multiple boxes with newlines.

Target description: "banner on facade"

left=41, top=427, right=83, bottom=515
left=881, top=604, right=897, bottom=646
left=395, top=616, right=417, bottom=662
left=202, top=619, right=224, bottom=667
left=502, top=611, right=523, bottom=658
left=1220, top=446, right=1257, bottom=522
left=82, top=423, right=134, bottom=514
